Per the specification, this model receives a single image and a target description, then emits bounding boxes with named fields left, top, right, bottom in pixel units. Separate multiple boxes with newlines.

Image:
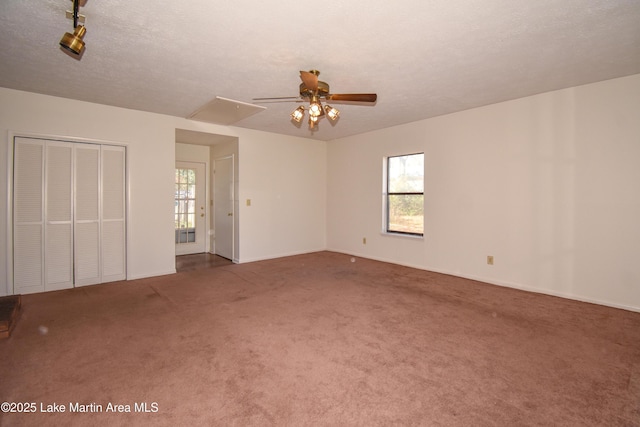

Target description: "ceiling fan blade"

left=326, top=93, right=377, bottom=103
left=253, top=99, right=304, bottom=104
left=253, top=96, right=301, bottom=101
left=300, top=71, right=319, bottom=91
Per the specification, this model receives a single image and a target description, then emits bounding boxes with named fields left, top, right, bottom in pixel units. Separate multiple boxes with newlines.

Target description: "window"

left=175, top=168, right=196, bottom=243
left=385, top=153, right=424, bottom=236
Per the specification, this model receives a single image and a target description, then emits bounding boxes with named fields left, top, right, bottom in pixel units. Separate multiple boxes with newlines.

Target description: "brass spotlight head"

left=60, top=25, right=86, bottom=55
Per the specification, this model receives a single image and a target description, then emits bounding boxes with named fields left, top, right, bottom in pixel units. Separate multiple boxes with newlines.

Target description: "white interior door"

left=101, top=145, right=127, bottom=283
left=13, top=138, right=45, bottom=294
left=214, top=156, right=234, bottom=260
left=45, top=141, right=74, bottom=291
left=175, top=161, right=206, bottom=255
left=74, top=144, right=101, bottom=286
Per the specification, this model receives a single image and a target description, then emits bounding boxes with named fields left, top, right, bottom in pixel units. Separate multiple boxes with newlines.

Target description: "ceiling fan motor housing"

left=299, top=81, right=330, bottom=99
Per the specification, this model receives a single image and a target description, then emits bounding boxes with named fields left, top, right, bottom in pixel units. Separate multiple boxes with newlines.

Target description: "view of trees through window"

left=386, top=153, right=424, bottom=235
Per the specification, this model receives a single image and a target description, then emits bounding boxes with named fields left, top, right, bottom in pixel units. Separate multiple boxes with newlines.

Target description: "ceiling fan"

left=253, top=70, right=377, bottom=130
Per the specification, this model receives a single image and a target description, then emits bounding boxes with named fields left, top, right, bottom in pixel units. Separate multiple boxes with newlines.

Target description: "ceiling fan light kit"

left=255, top=69, right=377, bottom=131
left=290, top=106, right=305, bottom=123
left=308, top=95, right=324, bottom=118
left=324, top=104, right=340, bottom=120
left=60, top=0, right=86, bottom=57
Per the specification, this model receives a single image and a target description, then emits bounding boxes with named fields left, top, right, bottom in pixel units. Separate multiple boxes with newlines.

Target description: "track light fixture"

left=60, top=0, right=86, bottom=57
left=60, top=25, right=86, bottom=55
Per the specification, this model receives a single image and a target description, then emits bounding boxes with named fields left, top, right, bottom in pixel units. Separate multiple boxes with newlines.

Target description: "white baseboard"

left=237, top=248, right=326, bottom=264
left=127, top=269, right=176, bottom=281
left=327, top=249, right=640, bottom=313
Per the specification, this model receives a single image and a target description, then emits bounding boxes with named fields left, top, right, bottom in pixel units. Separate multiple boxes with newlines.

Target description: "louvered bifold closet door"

left=74, top=144, right=101, bottom=286
left=13, top=138, right=45, bottom=294
left=45, top=142, right=74, bottom=291
left=101, top=145, right=126, bottom=282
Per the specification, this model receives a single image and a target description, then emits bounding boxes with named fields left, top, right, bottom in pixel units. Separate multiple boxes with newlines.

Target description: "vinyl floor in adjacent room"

left=1, top=251, right=639, bottom=426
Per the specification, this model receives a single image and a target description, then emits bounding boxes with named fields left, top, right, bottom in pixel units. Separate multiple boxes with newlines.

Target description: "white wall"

left=327, top=74, right=640, bottom=312
left=176, top=142, right=210, bottom=165
left=238, top=129, right=327, bottom=262
left=1, top=88, right=327, bottom=295
left=0, top=89, right=179, bottom=296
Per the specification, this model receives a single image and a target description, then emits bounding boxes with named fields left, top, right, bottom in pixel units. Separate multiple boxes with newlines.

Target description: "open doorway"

left=175, top=129, right=239, bottom=263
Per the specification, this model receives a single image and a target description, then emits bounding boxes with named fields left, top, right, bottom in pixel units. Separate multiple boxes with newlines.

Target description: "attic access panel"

left=188, top=96, right=266, bottom=125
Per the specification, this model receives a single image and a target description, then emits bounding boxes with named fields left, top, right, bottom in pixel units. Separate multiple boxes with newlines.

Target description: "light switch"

left=246, top=199, right=251, bottom=206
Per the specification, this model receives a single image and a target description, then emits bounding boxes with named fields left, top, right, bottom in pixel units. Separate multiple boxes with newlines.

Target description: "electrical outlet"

left=487, top=255, right=494, bottom=265
left=363, top=237, right=367, bottom=244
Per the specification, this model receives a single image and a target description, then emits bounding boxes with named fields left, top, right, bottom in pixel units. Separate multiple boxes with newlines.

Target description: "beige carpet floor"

left=1, top=251, right=639, bottom=426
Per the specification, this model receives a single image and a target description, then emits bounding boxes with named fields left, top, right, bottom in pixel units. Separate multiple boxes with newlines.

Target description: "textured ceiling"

left=1, top=1, right=640, bottom=141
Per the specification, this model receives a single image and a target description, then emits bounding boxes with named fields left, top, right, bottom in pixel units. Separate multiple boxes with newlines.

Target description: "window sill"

left=381, top=231, right=424, bottom=240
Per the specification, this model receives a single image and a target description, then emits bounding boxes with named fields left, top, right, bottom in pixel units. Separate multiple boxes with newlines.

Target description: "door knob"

left=200, top=213, right=204, bottom=217
left=228, top=213, right=233, bottom=216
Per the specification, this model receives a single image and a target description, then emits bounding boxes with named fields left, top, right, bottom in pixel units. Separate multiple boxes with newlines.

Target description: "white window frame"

left=382, top=152, right=425, bottom=237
